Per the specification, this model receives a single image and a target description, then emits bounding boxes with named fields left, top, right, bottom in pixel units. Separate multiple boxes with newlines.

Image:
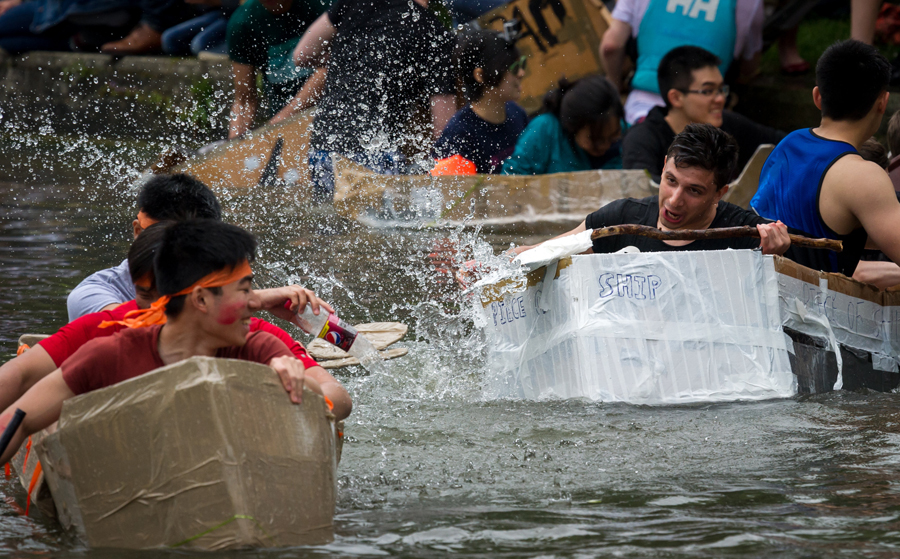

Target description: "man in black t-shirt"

left=511, top=124, right=793, bottom=257
left=293, top=0, right=457, bottom=201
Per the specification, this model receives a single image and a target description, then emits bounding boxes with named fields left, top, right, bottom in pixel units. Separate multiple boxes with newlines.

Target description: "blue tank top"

left=631, top=0, right=737, bottom=95
left=751, top=128, right=866, bottom=274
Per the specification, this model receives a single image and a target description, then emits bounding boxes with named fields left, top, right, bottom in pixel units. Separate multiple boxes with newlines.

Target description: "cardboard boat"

left=475, top=250, right=900, bottom=403
left=175, top=0, right=614, bottom=197
left=12, top=356, right=342, bottom=550
left=333, top=156, right=655, bottom=228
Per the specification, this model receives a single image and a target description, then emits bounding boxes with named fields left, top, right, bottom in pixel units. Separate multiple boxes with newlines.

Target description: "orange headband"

left=136, top=210, right=159, bottom=230
left=100, top=260, right=253, bottom=329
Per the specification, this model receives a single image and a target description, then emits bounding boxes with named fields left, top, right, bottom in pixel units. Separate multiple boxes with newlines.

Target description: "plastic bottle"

left=287, top=302, right=386, bottom=372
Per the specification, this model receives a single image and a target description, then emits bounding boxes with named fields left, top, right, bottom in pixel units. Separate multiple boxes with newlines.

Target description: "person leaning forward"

left=0, top=219, right=331, bottom=466
left=511, top=124, right=792, bottom=258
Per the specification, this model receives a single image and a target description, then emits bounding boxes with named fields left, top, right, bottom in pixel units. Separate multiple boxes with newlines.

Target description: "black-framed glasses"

left=509, top=55, right=527, bottom=74
left=680, top=84, right=730, bottom=98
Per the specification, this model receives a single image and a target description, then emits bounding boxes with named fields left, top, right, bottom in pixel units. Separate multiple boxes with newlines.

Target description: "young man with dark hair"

left=512, top=124, right=791, bottom=256
left=622, top=46, right=783, bottom=183
left=66, top=173, right=222, bottom=321
left=0, top=223, right=351, bottom=419
left=751, top=40, right=900, bottom=287
left=599, top=0, right=765, bottom=124
left=292, top=0, right=457, bottom=201
left=0, top=220, right=346, bottom=465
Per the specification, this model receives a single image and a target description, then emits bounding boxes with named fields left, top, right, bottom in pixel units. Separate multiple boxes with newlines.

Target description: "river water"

left=3, top=139, right=900, bottom=558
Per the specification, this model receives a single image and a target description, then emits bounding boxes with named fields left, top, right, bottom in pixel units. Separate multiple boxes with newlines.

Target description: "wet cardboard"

left=35, top=356, right=338, bottom=550
left=332, top=156, right=654, bottom=226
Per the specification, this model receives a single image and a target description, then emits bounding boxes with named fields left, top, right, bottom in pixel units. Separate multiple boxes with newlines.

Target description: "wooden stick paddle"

left=590, top=224, right=843, bottom=252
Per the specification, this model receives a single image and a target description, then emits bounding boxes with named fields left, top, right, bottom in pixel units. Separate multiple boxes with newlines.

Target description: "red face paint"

left=216, top=302, right=245, bottom=325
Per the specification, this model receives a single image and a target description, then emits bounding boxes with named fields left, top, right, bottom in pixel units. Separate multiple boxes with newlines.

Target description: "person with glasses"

left=501, top=75, right=626, bottom=175
left=433, top=30, right=529, bottom=174
left=600, top=0, right=764, bottom=124
left=623, top=46, right=783, bottom=184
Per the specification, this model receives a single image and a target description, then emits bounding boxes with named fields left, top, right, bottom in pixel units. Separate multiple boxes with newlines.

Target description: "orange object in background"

left=431, top=155, right=477, bottom=176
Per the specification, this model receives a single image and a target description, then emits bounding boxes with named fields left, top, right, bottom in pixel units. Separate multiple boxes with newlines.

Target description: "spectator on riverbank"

left=623, top=46, right=783, bottom=183
left=100, top=0, right=203, bottom=54
left=600, top=0, right=764, bottom=124
left=0, top=0, right=140, bottom=54
left=501, top=75, right=625, bottom=175
left=292, top=0, right=456, bottom=202
left=162, top=0, right=239, bottom=55
left=433, top=30, right=528, bottom=174
left=227, top=0, right=328, bottom=139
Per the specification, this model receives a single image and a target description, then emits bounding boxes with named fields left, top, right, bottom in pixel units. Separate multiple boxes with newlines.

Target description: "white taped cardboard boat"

left=23, top=356, right=341, bottom=550
left=475, top=250, right=900, bottom=403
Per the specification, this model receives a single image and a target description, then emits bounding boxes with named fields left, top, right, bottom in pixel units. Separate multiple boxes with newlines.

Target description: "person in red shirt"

left=0, top=220, right=350, bottom=464
left=0, top=222, right=350, bottom=418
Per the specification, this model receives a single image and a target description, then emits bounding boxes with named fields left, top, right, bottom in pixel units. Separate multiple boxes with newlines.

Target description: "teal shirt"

left=227, top=0, right=330, bottom=117
left=501, top=114, right=624, bottom=175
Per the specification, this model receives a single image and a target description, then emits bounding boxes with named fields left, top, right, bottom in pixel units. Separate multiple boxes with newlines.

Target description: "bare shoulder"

left=827, top=154, right=889, bottom=185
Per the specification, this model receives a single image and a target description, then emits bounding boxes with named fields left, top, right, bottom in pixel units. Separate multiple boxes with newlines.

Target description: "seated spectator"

left=227, top=0, right=328, bottom=139
left=292, top=0, right=456, bottom=202
left=67, top=173, right=221, bottom=321
left=751, top=40, right=900, bottom=287
left=501, top=75, right=625, bottom=175
left=0, top=219, right=345, bottom=466
left=600, top=0, right=764, bottom=124
left=0, top=0, right=139, bottom=54
left=433, top=29, right=528, bottom=175
left=623, top=46, right=784, bottom=184
left=101, top=0, right=202, bottom=54
left=0, top=222, right=351, bottom=419
left=162, top=0, right=239, bottom=55
left=887, top=110, right=900, bottom=192
left=510, top=124, right=792, bottom=257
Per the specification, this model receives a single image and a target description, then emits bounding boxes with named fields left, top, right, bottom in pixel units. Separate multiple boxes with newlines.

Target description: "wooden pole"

left=590, top=224, right=843, bottom=252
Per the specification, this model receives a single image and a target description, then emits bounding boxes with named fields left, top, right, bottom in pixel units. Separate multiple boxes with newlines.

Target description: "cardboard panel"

left=478, top=0, right=612, bottom=113
left=333, top=156, right=654, bottom=226
left=36, top=356, right=337, bottom=550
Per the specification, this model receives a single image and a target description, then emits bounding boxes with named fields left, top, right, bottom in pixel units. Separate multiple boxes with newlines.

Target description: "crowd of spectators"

left=3, top=0, right=900, bottom=231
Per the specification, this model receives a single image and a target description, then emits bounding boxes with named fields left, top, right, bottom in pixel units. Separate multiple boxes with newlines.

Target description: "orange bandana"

left=136, top=210, right=159, bottom=230
left=100, top=260, right=253, bottom=329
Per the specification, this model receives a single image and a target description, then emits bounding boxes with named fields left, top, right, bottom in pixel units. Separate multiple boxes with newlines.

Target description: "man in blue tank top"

left=751, top=40, right=900, bottom=287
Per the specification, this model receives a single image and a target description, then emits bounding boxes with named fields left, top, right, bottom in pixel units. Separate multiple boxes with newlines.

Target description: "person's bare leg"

left=101, top=22, right=162, bottom=54
left=778, top=26, right=808, bottom=70
left=851, top=0, right=882, bottom=44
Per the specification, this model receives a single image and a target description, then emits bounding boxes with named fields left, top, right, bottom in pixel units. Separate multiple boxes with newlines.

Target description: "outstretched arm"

left=268, top=68, right=327, bottom=126
left=0, top=345, right=58, bottom=413
left=293, top=12, right=335, bottom=68
left=0, top=370, right=73, bottom=465
left=305, top=366, right=352, bottom=420
left=229, top=62, right=259, bottom=139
